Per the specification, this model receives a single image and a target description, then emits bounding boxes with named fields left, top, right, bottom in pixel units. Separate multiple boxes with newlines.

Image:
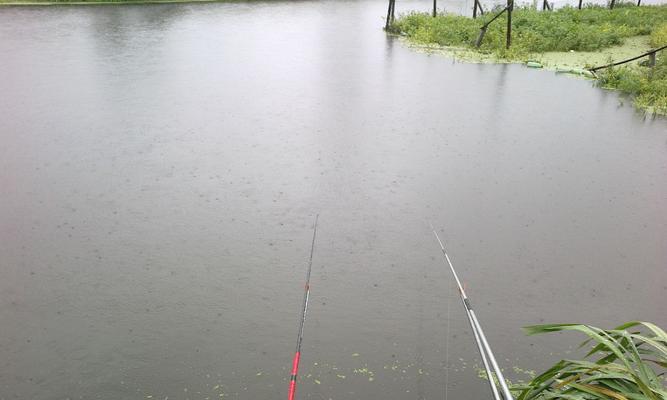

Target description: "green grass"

left=651, top=23, right=667, bottom=47
left=510, top=321, right=667, bottom=400
left=389, top=4, right=667, bottom=56
left=389, top=4, right=667, bottom=114
left=596, top=54, right=667, bottom=115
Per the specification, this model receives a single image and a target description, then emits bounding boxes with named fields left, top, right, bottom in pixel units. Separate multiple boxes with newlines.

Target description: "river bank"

left=389, top=4, right=667, bottom=114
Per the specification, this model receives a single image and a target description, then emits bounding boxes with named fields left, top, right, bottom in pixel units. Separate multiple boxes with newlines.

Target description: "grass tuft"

left=596, top=53, right=667, bottom=115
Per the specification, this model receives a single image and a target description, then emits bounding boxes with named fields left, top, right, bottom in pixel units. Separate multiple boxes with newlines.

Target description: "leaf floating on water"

left=314, top=379, right=321, bottom=385
left=352, top=353, right=359, bottom=357
left=336, top=374, right=346, bottom=379
left=256, top=372, right=262, bottom=376
left=368, top=377, right=374, bottom=382
left=213, top=385, right=220, bottom=390
left=146, top=396, right=152, bottom=399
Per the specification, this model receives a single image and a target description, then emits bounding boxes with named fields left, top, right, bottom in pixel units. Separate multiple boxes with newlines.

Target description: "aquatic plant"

left=510, top=321, right=667, bottom=400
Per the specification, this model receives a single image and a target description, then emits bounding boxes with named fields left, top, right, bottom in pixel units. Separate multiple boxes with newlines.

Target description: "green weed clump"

left=651, top=23, right=667, bottom=47
left=390, top=4, right=667, bottom=55
left=597, top=53, right=667, bottom=114
left=511, top=321, right=667, bottom=400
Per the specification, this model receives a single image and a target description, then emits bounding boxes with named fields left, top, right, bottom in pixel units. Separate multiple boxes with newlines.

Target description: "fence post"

left=637, top=0, right=641, bottom=5
left=387, top=0, right=395, bottom=24
left=385, top=0, right=392, bottom=29
left=473, top=0, right=478, bottom=18
left=506, top=0, right=513, bottom=48
left=609, top=0, right=616, bottom=9
left=433, top=0, right=437, bottom=16
left=578, top=0, right=582, bottom=8
left=649, top=52, right=656, bottom=67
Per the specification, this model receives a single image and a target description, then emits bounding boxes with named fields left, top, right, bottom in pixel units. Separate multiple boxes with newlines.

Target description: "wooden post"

left=385, top=0, right=392, bottom=29
left=609, top=0, right=615, bottom=9
left=649, top=52, right=656, bottom=67
left=578, top=0, right=582, bottom=8
left=506, top=0, right=512, bottom=49
left=433, top=0, right=437, bottom=17
left=542, top=0, right=547, bottom=10
left=637, top=0, right=641, bottom=5
left=475, top=27, right=488, bottom=47
left=391, top=0, right=395, bottom=22
left=473, top=0, right=478, bottom=18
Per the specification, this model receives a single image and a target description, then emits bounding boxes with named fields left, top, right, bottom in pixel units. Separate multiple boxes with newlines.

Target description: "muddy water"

left=1, top=1, right=666, bottom=399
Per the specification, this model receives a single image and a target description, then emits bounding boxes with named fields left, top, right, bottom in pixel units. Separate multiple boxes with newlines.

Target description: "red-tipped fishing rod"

left=287, top=214, right=319, bottom=400
left=430, top=224, right=514, bottom=400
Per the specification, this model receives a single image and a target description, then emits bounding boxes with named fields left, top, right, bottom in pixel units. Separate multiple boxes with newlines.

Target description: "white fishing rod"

left=431, top=224, right=514, bottom=400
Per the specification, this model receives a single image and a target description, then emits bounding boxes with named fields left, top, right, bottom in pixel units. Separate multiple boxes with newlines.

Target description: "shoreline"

left=400, top=36, right=653, bottom=76
left=404, top=35, right=666, bottom=115
left=389, top=5, right=667, bottom=115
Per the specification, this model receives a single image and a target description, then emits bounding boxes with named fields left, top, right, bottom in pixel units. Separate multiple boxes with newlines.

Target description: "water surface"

left=1, top=1, right=666, bottom=399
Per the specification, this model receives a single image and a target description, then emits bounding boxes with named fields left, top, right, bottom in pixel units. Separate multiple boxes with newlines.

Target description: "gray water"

left=1, top=1, right=666, bottom=399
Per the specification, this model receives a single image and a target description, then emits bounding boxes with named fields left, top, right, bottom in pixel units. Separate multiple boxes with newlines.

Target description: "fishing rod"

left=431, top=224, right=514, bottom=400
left=287, top=214, right=319, bottom=400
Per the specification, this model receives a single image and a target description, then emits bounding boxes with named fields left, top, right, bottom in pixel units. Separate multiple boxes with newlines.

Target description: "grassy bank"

left=594, top=24, right=667, bottom=114
left=389, top=4, right=667, bottom=114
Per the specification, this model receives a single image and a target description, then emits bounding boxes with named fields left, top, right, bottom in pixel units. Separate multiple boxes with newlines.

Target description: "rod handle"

left=288, top=351, right=301, bottom=400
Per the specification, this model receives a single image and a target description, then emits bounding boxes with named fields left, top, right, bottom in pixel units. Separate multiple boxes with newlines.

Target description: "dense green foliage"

left=511, top=322, right=667, bottom=400
left=389, top=4, right=667, bottom=56
left=651, top=23, right=667, bottom=47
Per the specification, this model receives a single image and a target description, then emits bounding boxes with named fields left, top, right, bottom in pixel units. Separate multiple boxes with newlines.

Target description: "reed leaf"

left=513, top=322, right=667, bottom=400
